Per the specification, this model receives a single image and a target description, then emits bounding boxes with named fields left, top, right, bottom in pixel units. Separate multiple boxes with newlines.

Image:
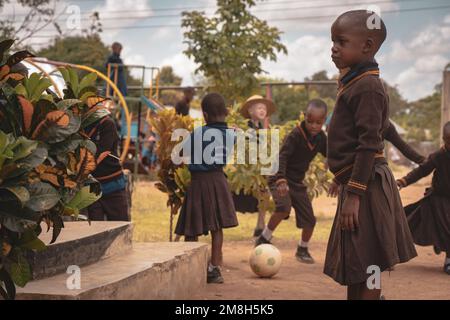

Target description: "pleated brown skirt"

left=324, top=162, right=417, bottom=285
left=175, top=170, right=238, bottom=237
left=405, top=189, right=450, bottom=253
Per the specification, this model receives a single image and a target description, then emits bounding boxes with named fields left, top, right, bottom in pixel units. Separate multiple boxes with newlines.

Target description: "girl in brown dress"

left=174, top=93, right=238, bottom=284
left=397, top=122, right=450, bottom=275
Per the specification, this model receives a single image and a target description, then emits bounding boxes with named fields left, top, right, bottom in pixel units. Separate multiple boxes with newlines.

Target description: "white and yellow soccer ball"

left=249, top=244, right=282, bottom=278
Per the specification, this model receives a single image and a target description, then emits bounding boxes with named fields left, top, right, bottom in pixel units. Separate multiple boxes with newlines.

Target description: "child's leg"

left=444, top=251, right=450, bottom=275
left=358, top=282, right=381, bottom=300
left=185, top=235, right=198, bottom=242
left=347, top=284, right=360, bottom=300
left=267, top=211, right=290, bottom=231
left=210, top=229, right=223, bottom=267
left=301, top=227, right=314, bottom=244
left=256, top=208, right=266, bottom=231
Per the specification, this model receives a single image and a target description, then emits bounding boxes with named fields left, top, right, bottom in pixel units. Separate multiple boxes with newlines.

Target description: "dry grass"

left=131, top=181, right=334, bottom=243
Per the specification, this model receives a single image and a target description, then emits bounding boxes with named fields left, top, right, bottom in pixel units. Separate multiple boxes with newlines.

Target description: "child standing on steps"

left=174, top=93, right=238, bottom=284
left=397, top=121, right=450, bottom=275
left=255, top=99, right=328, bottom=264
left=324, top=10, right=417, bottom=300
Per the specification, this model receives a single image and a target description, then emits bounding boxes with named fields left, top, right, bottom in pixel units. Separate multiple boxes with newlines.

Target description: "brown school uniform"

left=268, top=121, right=327, bottom=229
left=175, top=122, right=238, bottom=237
left=324, top=61, right=417, bottom=286
left=399, top=147, right=450, bottom=253
left=384, top=121, right=425, bottom=164
left=233, top=120, right=265, bottom=213
left=85, top=116, right=130, bottom=221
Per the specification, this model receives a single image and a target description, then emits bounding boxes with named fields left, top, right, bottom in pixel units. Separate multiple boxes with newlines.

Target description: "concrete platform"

left=18, top=242, right=208, bottom=300
left=28, top=222, right=133, bottom=279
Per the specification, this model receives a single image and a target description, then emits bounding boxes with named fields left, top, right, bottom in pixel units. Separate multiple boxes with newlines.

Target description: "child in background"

left=255, top=99, right=328, bottom=264
left=233, top=95, right=276, bottom=237
left=174, top=93, right=238, bottom=284
left=397, top=121, right=450, bottom=275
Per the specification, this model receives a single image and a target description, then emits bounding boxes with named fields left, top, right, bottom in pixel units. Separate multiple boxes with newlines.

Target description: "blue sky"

left=5, top=0, right=450, bottom=101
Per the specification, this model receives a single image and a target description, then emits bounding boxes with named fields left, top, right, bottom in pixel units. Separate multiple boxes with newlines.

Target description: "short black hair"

left=443, top=121, right=450, bottom=136
left=112, top=42, right=122, bottom=49
left=201, top=93, right=228, bottom=119
left=335, top=10, right=387, bottom=52
left=306, top=99, right=328, bottom=114
left=183, top=87, right=195, bottom=95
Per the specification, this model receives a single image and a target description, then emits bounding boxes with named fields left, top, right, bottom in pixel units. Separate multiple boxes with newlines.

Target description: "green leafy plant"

left=0, top=39, right=103, bottom=300
left=182, top=0, right=287, bottom=103
left=150, top=108, right=194, bottom=241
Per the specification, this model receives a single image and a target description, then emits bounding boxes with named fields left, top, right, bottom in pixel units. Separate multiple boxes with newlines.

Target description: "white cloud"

left=262, top=35, right=335, bottom=81
left=93, top=0, right=153, bottom=42
left=161, top=52, right=198, bottom=86
left=381, top=17, right=450, bottom=101
left=394, top=54, right=447, bottom=100
left=254, top=0, right=399, bottom=32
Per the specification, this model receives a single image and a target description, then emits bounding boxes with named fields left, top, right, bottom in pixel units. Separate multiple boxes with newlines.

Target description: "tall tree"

left=0, top=0, right=60, bottom=49
left=36, top=35, right=110, bottom=73
left=159, top=66, right=183, bottom=86
left=182, top=0, right=287, bottom=103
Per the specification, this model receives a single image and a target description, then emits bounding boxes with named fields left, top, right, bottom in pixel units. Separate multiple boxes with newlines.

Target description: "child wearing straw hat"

left=232, top=95, right=276, bottom=237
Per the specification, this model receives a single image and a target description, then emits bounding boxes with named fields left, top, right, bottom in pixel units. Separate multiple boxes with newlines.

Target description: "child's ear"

left=203, top=112, right=208, bottom=121
left=363, top=37, right=374, bottom=54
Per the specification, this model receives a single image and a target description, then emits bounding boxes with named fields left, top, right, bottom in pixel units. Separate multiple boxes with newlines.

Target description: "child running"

left=174, top=93, right=238, bottom=284
left=324, top=10, right=417, bottom=300
left=255, top=99, right=328, bottom=264
left=397, top=121, right=450, bottom=275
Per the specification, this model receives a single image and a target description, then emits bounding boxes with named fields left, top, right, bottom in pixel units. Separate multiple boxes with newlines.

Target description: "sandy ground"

left=191, top=174, right=450, bottom=300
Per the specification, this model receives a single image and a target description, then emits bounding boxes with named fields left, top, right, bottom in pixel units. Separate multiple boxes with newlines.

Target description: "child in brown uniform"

left=174, top=93, right=238, bottom=284
left=324, top=10, right=417, bottom=300
left=255, top=99, right=328, bottom=264
left=397, top=122, right=450, bottom=275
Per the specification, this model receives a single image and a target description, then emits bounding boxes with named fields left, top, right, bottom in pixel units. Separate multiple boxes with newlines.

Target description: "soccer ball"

left=249, top=244, right=282, bottom=278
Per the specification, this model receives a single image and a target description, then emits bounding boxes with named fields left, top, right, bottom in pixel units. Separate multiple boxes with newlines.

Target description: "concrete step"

left=18, top=242, right=208, bottom=300
left=28, top=221, right=133, bottom=280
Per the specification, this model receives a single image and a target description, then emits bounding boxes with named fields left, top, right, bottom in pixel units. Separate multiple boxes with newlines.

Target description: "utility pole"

left=441, top=68, right=450, bottom=140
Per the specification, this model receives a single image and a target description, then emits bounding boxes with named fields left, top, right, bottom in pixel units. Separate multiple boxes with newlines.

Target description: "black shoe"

left=255, top=235, right=272, bottom=247
left=295, top=246, right=315, bottom=264
left=444, top=263, right=450, bottom=275
left=253, top=228, right=263, bottom=237
left=207, top=267, right=224, bottom=284
left=433, top=245, right=442, bottom=255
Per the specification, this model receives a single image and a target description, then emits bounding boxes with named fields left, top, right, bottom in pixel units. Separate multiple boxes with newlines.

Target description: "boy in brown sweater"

left=324, top=10, right=417, bottom=300
left=255, top=99, right=328, bottom=264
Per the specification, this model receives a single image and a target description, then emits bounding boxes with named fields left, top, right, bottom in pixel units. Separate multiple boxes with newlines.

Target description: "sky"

left=3, top=0, right=450, bottom=102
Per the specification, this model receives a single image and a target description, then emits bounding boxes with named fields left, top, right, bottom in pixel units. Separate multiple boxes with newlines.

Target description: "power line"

left=2, top=0, right=438, bottom=17
left=44, top=0, right=432, bottom=22
left=19, top=3, right=450, bottom=37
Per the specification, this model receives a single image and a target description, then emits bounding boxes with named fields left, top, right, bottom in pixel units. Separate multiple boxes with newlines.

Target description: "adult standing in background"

left=175, top=87, right=195, bottom=116
left=106, top=42, right=128, bottom=96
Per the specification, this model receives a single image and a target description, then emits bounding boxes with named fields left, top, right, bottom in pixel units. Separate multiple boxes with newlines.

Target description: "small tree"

left=182, top=0, right=287, bottom=102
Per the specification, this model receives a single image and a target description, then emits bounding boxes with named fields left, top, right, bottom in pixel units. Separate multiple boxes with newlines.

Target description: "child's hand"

left=396, top=179, right=405, bottom=190
left=277, top=181, right=289, bottom=197
left=340, top=193, right=360, bottom=232
left=328, top=181, right=339, bottom=198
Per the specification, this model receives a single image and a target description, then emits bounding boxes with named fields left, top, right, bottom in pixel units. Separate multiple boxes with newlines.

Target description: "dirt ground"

left=191, top=175, right=450, bottom=300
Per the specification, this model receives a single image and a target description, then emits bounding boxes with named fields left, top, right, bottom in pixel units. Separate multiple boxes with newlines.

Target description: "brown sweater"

left=400, top=147, right=450, bottom=197
left=272, top=121, right=327, bottom=185
left=385, top=121, right=425, bottom=164
left=86, top=117, right=123, bottom=183
left=328, top=74, right=389, bottom=195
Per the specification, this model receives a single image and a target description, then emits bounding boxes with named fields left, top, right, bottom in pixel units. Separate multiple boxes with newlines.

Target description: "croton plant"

left=0, top=39, right=108, bottom=299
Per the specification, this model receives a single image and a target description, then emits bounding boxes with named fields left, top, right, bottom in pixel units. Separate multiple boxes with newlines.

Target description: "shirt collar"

left=340, top=60, right=379, bottom=86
